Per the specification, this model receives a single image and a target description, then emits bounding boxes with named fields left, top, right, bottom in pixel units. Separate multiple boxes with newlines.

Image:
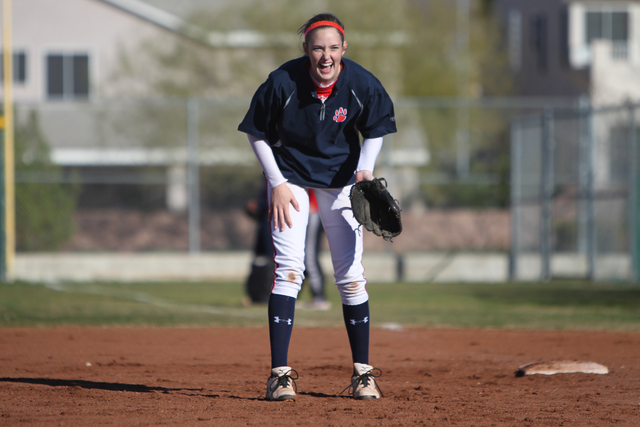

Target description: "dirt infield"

left=1, top=326, right=639, bottom=426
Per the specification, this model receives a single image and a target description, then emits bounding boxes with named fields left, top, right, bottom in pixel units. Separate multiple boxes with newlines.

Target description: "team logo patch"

left=333, top=107, right=347, bottom=123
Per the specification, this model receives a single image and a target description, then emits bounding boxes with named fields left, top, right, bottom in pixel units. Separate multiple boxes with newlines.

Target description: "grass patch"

left=368, top=281, right=640, bottom=330
left=1, top=280, right=639, bottom=329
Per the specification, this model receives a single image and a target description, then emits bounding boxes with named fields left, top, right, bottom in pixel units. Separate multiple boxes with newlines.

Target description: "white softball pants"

left=268, top=182, right=368, bottom=306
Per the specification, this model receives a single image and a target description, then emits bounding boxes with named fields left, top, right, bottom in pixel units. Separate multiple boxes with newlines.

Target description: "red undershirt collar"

left=307, top=62, right=344, bottom=101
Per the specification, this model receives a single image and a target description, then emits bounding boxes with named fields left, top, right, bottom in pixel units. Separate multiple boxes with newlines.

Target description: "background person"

left=299, top=189, right=331, bottom=311
left=244, top=179, right=273, bottom=305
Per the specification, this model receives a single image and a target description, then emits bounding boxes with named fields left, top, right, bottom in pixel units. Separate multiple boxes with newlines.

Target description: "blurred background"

left=2, top=0, right=639, bottom=283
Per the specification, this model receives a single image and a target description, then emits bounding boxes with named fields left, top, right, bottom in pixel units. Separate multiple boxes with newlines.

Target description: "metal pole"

left=628, top=104, right=638, bottom=282
left=456, top=0, right=470, bottom=179
left=2, top=0, right=14, bottom=281
left=187, top=98, right=200, bottom=254
left=577, top=96, right=589, bottom=256
left=509, top=120, right=522, bottom=280
left=586, top=106, right=596, bottom=280
left=0, top=119, right=4, bottom=280
left=540, top=109, right=554, bottom=281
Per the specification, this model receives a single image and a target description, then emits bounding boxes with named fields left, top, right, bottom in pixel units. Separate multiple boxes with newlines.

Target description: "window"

left=586, top=12, right=603, bottom=44
left=611, top=12, right=629, bottom=42
left=586, top=11, right=629, bottom=43
left=508, top=10, right=522, bottom=71
left=585, top=10, right=629, bottom=59
left=46, top=53, right=90, bottom=99
left=0, top=51, right=27, bottom=83
left=531, top=13, right=548, bottom=72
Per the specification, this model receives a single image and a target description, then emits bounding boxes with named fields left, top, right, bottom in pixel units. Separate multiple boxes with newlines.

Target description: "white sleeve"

left=247, top=134, right=288, bottom=188
left=356, top=137, right=383, bottom=173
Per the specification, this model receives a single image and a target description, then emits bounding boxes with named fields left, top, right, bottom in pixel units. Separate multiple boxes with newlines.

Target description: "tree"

left=399, top=0, right=513, bottom=208
left=14, top=111, right=79, bottom=250
left=110, top=0, right=514, bottom=209
left=401, top=0, right=511, bottom=98
left=109, top=0, right=409, bottom=98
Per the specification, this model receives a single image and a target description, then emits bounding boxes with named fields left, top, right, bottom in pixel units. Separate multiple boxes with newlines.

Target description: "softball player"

left=238, top=13, right=396, bottom=401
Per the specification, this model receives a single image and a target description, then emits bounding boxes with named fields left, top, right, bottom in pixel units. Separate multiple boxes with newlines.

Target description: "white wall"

left=569, top=2, right=589, bottom=68
left=591, top=40, right=640, bottom=106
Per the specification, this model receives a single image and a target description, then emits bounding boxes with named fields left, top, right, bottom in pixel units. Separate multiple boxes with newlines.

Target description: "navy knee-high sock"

left=342, top=301, right=370, bottom=365
left=268, top=294, right=296, bottom=368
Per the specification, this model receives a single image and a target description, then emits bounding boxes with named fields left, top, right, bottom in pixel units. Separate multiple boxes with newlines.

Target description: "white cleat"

left=265, top=366, right=298, bottom=401
left=341, top=363, right=383, bottom=399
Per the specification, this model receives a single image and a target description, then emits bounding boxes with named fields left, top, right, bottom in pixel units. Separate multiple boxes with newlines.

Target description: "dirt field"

left=1, top=326, right=639, bottom=426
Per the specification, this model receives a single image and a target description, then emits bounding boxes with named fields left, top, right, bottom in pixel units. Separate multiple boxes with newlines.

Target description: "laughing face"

left=303, top=27, right=347, bottom=86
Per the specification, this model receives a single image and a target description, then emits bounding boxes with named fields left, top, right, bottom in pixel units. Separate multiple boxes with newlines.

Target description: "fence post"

left=187, top=97, right=201, bottom=254
left=2, top=0, right=15, bottom=282
left=577, top=97, right=589, bottom=256
left=628, top=104, right=639, bottom=282
left=509, top=120, right=522, bottom=280
left=540, top=109, right=554, bottom=281
left=455, top=0, right=471, bottom=179
left=0, top=120, right=4, bottom=281
left=585, top=106, right=596, bottom=281
left=578, top=99, right=596, bottom=280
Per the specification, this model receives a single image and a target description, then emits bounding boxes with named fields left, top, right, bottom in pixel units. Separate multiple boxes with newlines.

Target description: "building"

left=492, top=0, right=640, bottom=105
left=3, top=0, right=283, bottom=212
left=3, top=0, right=416, bottom=213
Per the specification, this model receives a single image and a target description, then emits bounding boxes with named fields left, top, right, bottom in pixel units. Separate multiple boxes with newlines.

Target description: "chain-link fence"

left=510, top=101, right=640, bottom=282
left=15, top=96, right=580, bottom=255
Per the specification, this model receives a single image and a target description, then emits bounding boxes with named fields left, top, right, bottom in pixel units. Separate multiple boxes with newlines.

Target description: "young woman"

left=238, top=13, right=396, bottom=401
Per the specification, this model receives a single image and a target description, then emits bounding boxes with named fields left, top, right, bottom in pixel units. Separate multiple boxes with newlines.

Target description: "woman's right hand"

left=270, top=183, right=300, bottom=231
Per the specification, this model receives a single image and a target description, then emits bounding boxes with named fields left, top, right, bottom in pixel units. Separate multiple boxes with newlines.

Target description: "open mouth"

left=319, top=63, right=333, bottom=74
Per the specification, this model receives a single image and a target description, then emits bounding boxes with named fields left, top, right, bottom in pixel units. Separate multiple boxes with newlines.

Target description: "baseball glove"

left=349, top=177, right=402, bottom=241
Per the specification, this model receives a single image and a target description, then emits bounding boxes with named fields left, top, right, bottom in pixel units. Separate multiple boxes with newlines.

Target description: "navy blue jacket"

left=238, top=56, right=397, bottom=188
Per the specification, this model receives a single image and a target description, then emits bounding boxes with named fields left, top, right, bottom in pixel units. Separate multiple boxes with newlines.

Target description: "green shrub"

left=199, top=165, right=264, bottom=210
left=14, top=111, right=79, bottom=251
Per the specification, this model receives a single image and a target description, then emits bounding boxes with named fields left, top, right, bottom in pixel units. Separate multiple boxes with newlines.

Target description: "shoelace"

left=269, top=369, right=299, bottom=393
left=339, top=367, right=384, bottom=397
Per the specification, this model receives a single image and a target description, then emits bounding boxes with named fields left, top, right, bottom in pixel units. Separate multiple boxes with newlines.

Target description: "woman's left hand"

left=355, top=170, right=374, bottom=183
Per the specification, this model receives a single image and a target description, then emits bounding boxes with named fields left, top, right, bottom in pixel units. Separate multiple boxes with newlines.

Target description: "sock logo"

left=333, top=107, right=347, bottom=123
left=273, top=316, right=292, bottom=325
left=349, top=317, right=369, bottom=325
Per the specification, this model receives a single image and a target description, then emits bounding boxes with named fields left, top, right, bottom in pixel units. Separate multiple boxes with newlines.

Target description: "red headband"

left=304, top=21, right=345, bottom=39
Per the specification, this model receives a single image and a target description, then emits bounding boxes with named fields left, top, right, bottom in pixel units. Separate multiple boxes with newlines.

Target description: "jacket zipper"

left=320, top=102, right=325, bottom=121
